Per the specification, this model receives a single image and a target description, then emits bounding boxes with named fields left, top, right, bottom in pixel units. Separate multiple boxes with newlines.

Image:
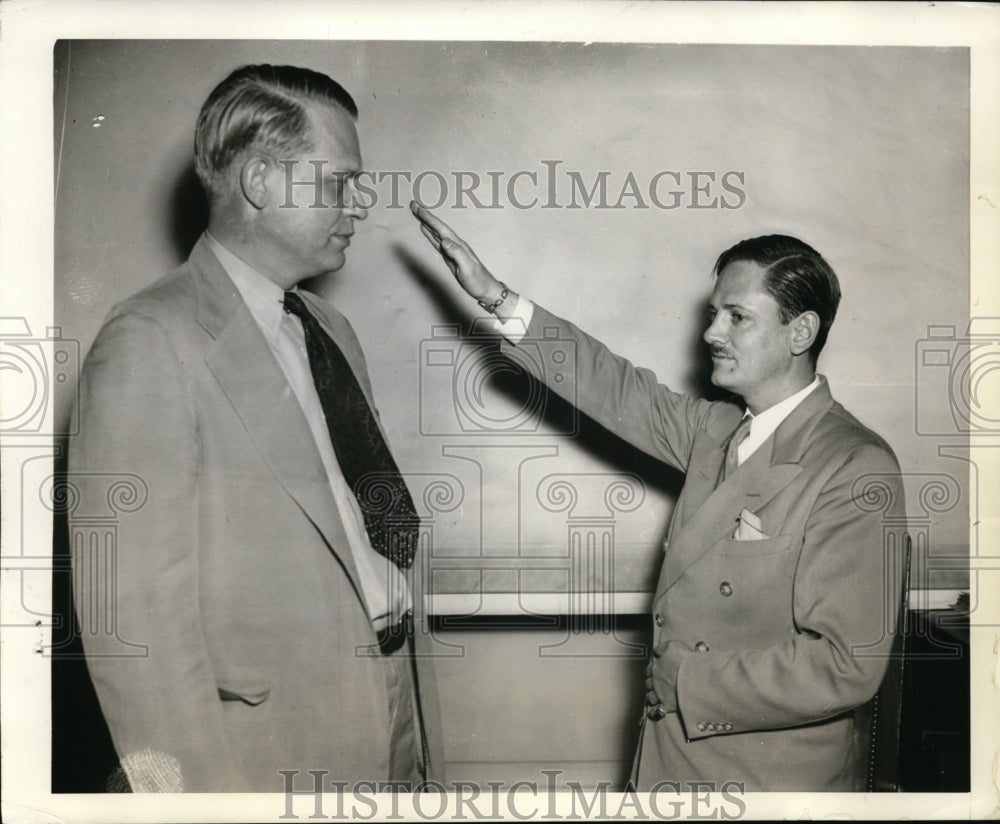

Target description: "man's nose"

left=704, top=315, right=725, bottom=345
left=346, top=181, right=369, bottom=221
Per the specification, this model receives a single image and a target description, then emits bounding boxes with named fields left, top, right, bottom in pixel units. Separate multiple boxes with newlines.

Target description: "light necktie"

left=723, top=415, right=753, bottom=480
left=282, top=291, right=419, bottom=569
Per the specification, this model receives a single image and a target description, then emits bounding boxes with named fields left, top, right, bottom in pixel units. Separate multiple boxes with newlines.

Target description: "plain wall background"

left=54, top=40, right=970, bottom=590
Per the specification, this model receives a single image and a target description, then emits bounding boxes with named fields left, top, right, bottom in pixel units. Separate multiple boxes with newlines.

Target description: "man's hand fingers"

left=415, top=207, right=473, bottom=265
left=410, top=200, right=460, bottom=243
left=645, top=674, right=659, bottom=706
left=419, top=223, right=442, bottom=251
left=410, top=200, right=500, bottom=301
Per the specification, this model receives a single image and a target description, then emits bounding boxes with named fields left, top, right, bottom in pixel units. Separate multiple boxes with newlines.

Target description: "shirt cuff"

left=491, top=295, right=534, bottom=343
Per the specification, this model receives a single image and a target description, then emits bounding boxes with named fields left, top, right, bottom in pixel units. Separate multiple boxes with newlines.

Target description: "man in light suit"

left=411, top=203, right=904, bottom=791
left=70, top=65, right=441, bottom=792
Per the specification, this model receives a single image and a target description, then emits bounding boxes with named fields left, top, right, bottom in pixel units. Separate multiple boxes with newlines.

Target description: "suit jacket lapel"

left=768, top=376, right=835, bottom=465
left=669, top=431, right=728, bottom=535
left=658, top=379, right=835, bottom=593
left=189, top=237, right=367, bottom=598
left=658, top=448, right=801, bottom=592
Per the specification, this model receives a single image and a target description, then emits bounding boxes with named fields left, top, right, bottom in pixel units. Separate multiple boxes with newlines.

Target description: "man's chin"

left=318, top=252, right=347, bottom=275
left=710, top=367, right=732, bottom=388
left=710, top=368, right=745, bottom=396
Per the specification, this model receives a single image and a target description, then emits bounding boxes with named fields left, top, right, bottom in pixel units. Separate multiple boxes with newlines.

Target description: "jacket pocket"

left=217, top=679, right=272, bottom=705
left=718, top=533, right=798, bottom=558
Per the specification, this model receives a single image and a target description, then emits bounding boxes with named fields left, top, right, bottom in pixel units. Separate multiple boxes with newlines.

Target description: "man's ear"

left=790, top=311, right=820, bottom=356
left=239, top=155, right=273, bottom=211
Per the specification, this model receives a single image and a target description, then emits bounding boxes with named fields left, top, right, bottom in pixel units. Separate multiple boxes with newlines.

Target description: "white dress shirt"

left=205, top=232, right=409, bottom=631
left=734, top=377, right=821, bottom=465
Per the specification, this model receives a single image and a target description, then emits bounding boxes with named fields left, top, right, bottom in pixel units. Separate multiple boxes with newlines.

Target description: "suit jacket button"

left=654, top=613, right=664, bottom=627
left=694, top=641, right=710, bottom=652
left=719, top=581, right=733, bottom=597
left=697, top=722, right=706, bottom=731
left=724, top=722, right=734, bottom=731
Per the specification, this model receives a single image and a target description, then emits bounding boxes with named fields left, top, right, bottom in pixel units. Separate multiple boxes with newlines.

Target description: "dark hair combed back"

left=194, top=64, right=358, bottom=197
left=713, top=234, right=842, bottom=361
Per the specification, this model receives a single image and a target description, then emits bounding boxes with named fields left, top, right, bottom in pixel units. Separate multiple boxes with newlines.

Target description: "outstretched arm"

left=409, top=201, right=722, bottom=472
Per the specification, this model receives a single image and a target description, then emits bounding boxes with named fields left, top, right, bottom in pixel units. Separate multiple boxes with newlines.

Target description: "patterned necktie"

left=723, top=415, right=753, bottom=480
left=283, top=291, right=419, bottom=569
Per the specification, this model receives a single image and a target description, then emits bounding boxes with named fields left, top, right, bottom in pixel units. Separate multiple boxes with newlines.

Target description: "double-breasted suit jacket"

left=70, top=236, right=442, bottom=792
left=504, top=304, right=904, bottom=791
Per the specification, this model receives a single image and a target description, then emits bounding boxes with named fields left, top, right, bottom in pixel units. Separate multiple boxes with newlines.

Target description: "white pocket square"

left=734, top=507, right=769, bottom=541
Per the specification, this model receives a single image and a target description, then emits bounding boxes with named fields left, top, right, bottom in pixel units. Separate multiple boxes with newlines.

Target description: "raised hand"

left=409, top=201, right=508, bottom=308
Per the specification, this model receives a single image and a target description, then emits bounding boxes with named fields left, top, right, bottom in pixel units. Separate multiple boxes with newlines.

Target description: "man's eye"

left=326, top=176, right=347, bottom=205
left=730, top=312, right=746, bottom=324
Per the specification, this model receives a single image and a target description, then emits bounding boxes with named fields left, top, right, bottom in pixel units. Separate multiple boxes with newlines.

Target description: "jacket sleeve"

left=673, top=443, right=905, bottom=737
left=500, top=303, right=719, bottom=473
left=69, top=310, right=247, bottom=791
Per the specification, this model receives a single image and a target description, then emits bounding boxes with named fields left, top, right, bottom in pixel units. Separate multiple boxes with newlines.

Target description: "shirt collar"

left=742, top=376, right=822, bottom=437
left=204, top=231, right=289, bottom=342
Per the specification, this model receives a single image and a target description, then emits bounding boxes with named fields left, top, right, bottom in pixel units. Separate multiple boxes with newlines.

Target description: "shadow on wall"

left=169, top=164, right=209, bottom=263
left=51, top=438, right=121, bottom=792
left=390, top=241, right=686, bottom=507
